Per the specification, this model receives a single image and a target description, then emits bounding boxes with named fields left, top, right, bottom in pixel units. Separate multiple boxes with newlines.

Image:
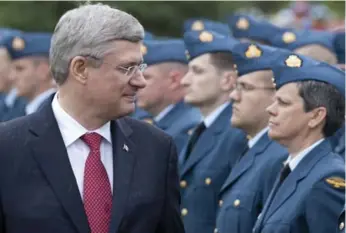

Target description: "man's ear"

left=69, top=56, right=90, bottom=85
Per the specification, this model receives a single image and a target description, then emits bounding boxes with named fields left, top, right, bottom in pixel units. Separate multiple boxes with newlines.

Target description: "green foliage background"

left=0, top=1, right=344, bottom=36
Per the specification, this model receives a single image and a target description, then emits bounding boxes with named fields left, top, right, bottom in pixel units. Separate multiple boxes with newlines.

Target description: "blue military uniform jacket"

left=156, top=101, right=201, bottom=153
left=131, top=106, right=152, bottom=120
left=338, top=208, right=345, bottom=233
left=178, top=103, right=248, bottom=233
left=331, top=126, right=345, bottom=158
left=215, top=132, right=288, bottom=233
left=253, top=139, right=345, bottom=233
left=0, top=96, right=26, bottom=122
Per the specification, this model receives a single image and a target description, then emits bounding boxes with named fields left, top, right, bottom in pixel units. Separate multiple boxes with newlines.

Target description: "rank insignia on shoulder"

left=325, top=177, right=346, bottom=189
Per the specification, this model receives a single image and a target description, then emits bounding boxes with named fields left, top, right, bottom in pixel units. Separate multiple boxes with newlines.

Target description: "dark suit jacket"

left=0, top=103, right=185, bottom=233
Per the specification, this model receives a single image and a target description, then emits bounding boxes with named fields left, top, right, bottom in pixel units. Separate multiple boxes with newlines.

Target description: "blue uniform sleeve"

left=305, top=176, right=345, bottom=233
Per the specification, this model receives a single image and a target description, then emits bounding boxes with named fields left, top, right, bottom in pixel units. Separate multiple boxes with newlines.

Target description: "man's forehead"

left=103, top=40, right=142, bottom=59
left=189, top=54, right=211, bottom=67
left=13, top=57, right=32, bottom=65
left=239, top=70, right=271, bottom=82
left=276, top=83, right=299, bottom=97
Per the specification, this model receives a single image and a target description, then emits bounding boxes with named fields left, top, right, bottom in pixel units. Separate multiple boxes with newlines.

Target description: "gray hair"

left=50, top=3, right=145, bottom=85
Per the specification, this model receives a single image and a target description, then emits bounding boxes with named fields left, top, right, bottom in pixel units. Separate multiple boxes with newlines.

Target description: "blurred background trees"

left=0, top=1, right=344, bottom=36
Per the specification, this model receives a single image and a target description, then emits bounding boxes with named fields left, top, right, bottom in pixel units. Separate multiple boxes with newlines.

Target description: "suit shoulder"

left=122, top=116, right=173, bottom=145
left=0, top=115, right=32, bottom=142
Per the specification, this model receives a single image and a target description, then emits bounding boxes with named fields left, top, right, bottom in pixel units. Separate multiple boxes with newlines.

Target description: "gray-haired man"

left=0, top=3, right=185, bottom=233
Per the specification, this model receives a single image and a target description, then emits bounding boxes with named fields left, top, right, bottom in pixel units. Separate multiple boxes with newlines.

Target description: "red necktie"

left=81, top=133, right=112, bottom=233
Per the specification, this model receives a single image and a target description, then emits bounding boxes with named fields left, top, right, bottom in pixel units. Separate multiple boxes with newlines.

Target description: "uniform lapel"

left=28, top=104, right=90, bottom=233
left=179, top=103, right=232, bottom=177
left=263, top=140, right=332, bottom=222
left=179, top=128, right=215, bottom=177
left=220, top=133, right=272, bottom=194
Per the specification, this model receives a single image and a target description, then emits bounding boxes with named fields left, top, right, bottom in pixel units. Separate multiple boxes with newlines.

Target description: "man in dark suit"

left=0, top=3, right=184, bottom=233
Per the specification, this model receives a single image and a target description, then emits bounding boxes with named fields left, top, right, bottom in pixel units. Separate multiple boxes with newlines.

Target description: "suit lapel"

left=264, top=140, right=332, bottom=221
left=220, top=133, right=271, bottom=194
left=109, top=118, right=136, bottom=233
left=28, top=104, right=90, bottom=233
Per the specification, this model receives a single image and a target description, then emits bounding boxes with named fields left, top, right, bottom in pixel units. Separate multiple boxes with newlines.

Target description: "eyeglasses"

left=234, top=82, right=276, bottom=93
left=115, top=63, right=147, bottom=77
left=85, top=55, right=147, bottom=78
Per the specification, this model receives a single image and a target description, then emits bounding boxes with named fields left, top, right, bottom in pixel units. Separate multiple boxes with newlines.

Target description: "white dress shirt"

left=248, top=127, right=269, bottom=149
left=285, top=138, right=325, bottom=171
left=26, top=88, right=56, bottom=115
left=154, top=104, right=174, bottom=122
left=51, top=93, right=113, bottom=199
left=203, top=102, right=230, bottom=128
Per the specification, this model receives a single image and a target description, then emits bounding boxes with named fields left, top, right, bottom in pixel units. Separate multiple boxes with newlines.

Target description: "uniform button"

left=219, top=200, right=223, bottom=207
left=180, top=180, right=187, bottom=188
left=181, top=208, right=188, bottom=216
left=205, top=177, right=212, bottom=185
left=340, top=222, right=345, bottom=230
left=234, top=199, right=240, bottom=207
left=214, top=228, right=218, bottom=233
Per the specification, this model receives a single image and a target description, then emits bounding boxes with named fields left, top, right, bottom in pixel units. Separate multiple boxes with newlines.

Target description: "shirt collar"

left=25, top=88, right=56, bottom=115
left=51, top=93, right=111, bottom=147
left=285, top=138, right=325, bottom=171
left=154, top=104, right=175, bottom=122
left=248, top=126, right=269, bottom=148
left=4, top=88, right=18, bottom=107
left=203, top=102, right=230, bottom=128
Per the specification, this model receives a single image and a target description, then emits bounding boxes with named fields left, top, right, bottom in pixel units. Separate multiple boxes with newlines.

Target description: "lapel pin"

left=123, top=144, right=129, bottom=152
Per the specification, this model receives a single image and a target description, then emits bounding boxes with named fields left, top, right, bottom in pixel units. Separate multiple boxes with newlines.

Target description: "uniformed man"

left=226, top=13, right=285, bottom=45
left=215, top=43, right=288, bottom=233
left=253, top=52, right=345, bottom=233
left=8, top=32, right=56, bottom=116
left=179, top=30, right=247, bottom=233
left=270, top=29, right=338, bottom=65
left=0, top=29, right=16, bottom=111
left=137, top=39, right=201, bottom=152
left=0, top=30, right=27, bottom=121
left=183, top=18, right=231, bottom=36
